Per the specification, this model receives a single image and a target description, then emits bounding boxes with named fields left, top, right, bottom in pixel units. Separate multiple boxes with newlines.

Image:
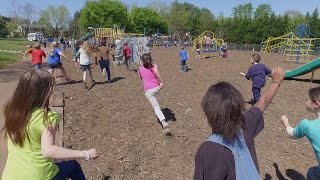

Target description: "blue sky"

left=1, top=0, right=320, bottom=18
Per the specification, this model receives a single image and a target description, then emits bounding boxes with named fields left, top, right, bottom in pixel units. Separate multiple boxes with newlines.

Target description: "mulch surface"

left=61, top=47, right=319, bottom=180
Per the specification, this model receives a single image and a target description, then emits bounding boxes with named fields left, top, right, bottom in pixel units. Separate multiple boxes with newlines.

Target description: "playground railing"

left=227, top=43, right=263, bottom=52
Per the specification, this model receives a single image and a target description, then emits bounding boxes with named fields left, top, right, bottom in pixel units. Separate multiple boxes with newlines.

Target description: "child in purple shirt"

left=239, top=54, right=271, bottom=104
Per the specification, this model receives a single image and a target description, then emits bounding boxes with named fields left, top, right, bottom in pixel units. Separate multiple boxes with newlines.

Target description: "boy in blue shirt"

left=239, top=54, right=271, bottom=104
left=179, top=47, right=189, bottom=72
left=281, top=86, right=320, bottom=179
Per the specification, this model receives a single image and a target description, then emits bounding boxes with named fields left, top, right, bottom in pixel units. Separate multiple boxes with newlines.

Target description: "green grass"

left=0, top=38, right=30, bottom=51
left=0, top=38, right=29, bottom=68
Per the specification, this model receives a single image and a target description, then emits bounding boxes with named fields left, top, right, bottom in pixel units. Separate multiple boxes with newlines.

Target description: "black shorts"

left=48, top=62, right=62, bottom=69
left=80, top=64, right=91, bottom=71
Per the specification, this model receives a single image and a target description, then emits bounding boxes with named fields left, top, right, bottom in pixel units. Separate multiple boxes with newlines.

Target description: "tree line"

left=1, top=0, right=320, bottom=46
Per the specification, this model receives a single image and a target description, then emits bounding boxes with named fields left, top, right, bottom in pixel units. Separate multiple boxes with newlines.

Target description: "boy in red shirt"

left=123, top=42, right=132, bottom=70
left=23, top=43, right=46, bottom=69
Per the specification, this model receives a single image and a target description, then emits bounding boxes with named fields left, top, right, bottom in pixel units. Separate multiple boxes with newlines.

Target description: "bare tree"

left=8, top=0, right=25, bottom=36
left=40, top=5, right=71, bottom=38
left=20, top=2, right=37, bottom=33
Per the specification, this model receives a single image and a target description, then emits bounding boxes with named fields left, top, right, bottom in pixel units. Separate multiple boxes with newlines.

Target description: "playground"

left=2, top=0, right=320, bottom=178
left=57, top=47, right=319, bottom=179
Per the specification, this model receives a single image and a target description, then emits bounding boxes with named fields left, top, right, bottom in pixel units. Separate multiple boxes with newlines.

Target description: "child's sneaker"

left=161, top=120, right=172, bottom=136
left=102, top=68, right=106, bottom=77
left=83, top=82, right=88, bottom=89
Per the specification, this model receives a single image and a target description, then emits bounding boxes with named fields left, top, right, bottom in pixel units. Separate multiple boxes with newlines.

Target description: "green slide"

left=285, top=58, right=320, bottom=79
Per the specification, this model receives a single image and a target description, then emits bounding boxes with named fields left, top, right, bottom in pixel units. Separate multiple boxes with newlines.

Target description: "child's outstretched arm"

left=58, top=51, right=69, bottom=60
left=281, top=115, right=297, bottom=139
left=23, top=50, right=31, bottom=60
left=254, top=67, right=285, bottom=112
left=41, top=125, right=99, bottom=160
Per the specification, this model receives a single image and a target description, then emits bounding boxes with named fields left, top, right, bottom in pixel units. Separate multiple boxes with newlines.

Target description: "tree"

left=232, top=3, right=253, bottom=19
left=40, top=5, right=71, bottom=37
left=69, top=11, right=81, bottom=39
left=0, top=16, right=10, bottom=37
left=167, top=2, right=192, bottom=36
left=128, top=7, right=168, bottom=35
left=254, top=4, right=272, bottom=19
left=20, top=2, right=36, bottom=33
left=79, top=0, right=127, bottom=28
left=8, top=0, right=25, bottom=36
left=147, top=0, right=171, bottom=16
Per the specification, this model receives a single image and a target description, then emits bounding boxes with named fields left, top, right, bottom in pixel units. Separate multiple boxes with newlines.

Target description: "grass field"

left=0, top=38, right=29, bottom=68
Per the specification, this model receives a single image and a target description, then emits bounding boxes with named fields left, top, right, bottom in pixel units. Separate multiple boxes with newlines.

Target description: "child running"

left=220, top=42, right=228, bottom=59
left=76, top=41, right=95, bottom=89
left=1, top=70, right=99, bottom=180
left=239, top=54, right=271, bottom=104
left=47, top=41, right=71, bottom=81
left=23, top=42, right=46, bottom=69
left=179, top=47, right=189, bottom=72
left=194, top=67, right=285, bottom=180
left=72, top=40, right=81, bottom=70
left=123, top=42, right=132, bottom=70
left=138, top=53, right=171, bottom=136
left=281, top=86, right=320, bottom=179
left=196, top=43, right=201, bottom=60
left=98, top=40, right=113, bottom=83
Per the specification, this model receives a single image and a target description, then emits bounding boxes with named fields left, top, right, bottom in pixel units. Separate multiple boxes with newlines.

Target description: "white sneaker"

left=161, top=121, right=169, bottom=128
left=102, top=68, right=106, bottom=77
left=161, top=121, right=172, bottom=136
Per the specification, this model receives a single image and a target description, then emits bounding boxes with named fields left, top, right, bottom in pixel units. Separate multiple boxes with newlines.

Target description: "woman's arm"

left=254, top=67, right=285, bottom=112
left=41, top=125, right=99, bottom=160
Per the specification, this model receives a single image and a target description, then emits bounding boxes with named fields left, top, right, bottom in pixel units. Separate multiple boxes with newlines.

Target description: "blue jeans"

left=252, top=87, right=261, bottom=104
left=99, top=59, right=111, bottom=81
left=53, top=160, right=86, bottom=180
left=181, top=60, right=187, bottom=72
left=34, top=63, right=42, bottom=69
left=307, top=166, right=320, bottom=180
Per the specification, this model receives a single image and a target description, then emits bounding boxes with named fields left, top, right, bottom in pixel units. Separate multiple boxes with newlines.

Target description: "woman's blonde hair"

left=49, top=41, right=59, bottom=56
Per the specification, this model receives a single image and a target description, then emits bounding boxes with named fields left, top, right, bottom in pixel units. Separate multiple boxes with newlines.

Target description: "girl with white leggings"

left=138, top=53, right=171, bottom=136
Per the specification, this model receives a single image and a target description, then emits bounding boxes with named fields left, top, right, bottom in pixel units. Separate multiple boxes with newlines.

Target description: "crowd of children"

left=3, top=36, right=320, bottom=180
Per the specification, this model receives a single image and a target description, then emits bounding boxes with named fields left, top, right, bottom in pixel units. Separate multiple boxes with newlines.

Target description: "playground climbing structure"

left=262, top=24, right=318, bottom=63
left=192, top=31, right=224, bottom=51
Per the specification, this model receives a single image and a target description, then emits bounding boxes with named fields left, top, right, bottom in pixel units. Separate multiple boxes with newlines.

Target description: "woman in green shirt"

left=1, top=70, right=99, bottom=180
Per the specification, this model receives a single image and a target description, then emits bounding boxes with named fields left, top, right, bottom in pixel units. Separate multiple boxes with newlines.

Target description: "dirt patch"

left=62, top=47, right=319, bottom=180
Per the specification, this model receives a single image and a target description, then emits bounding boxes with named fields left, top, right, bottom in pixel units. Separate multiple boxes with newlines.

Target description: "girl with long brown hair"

left=1, top=70, right=99, bottom=180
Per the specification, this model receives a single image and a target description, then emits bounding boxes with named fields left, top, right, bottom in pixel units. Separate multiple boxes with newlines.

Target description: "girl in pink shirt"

left=139, top=54, right=171, bottom=136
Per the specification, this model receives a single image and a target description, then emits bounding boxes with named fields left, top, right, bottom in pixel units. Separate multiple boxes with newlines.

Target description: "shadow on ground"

left=263, top=163, right=305, bottom=180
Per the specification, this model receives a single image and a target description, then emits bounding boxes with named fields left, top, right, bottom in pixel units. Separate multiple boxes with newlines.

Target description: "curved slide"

left=285, top=58, right=320, bottom=79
